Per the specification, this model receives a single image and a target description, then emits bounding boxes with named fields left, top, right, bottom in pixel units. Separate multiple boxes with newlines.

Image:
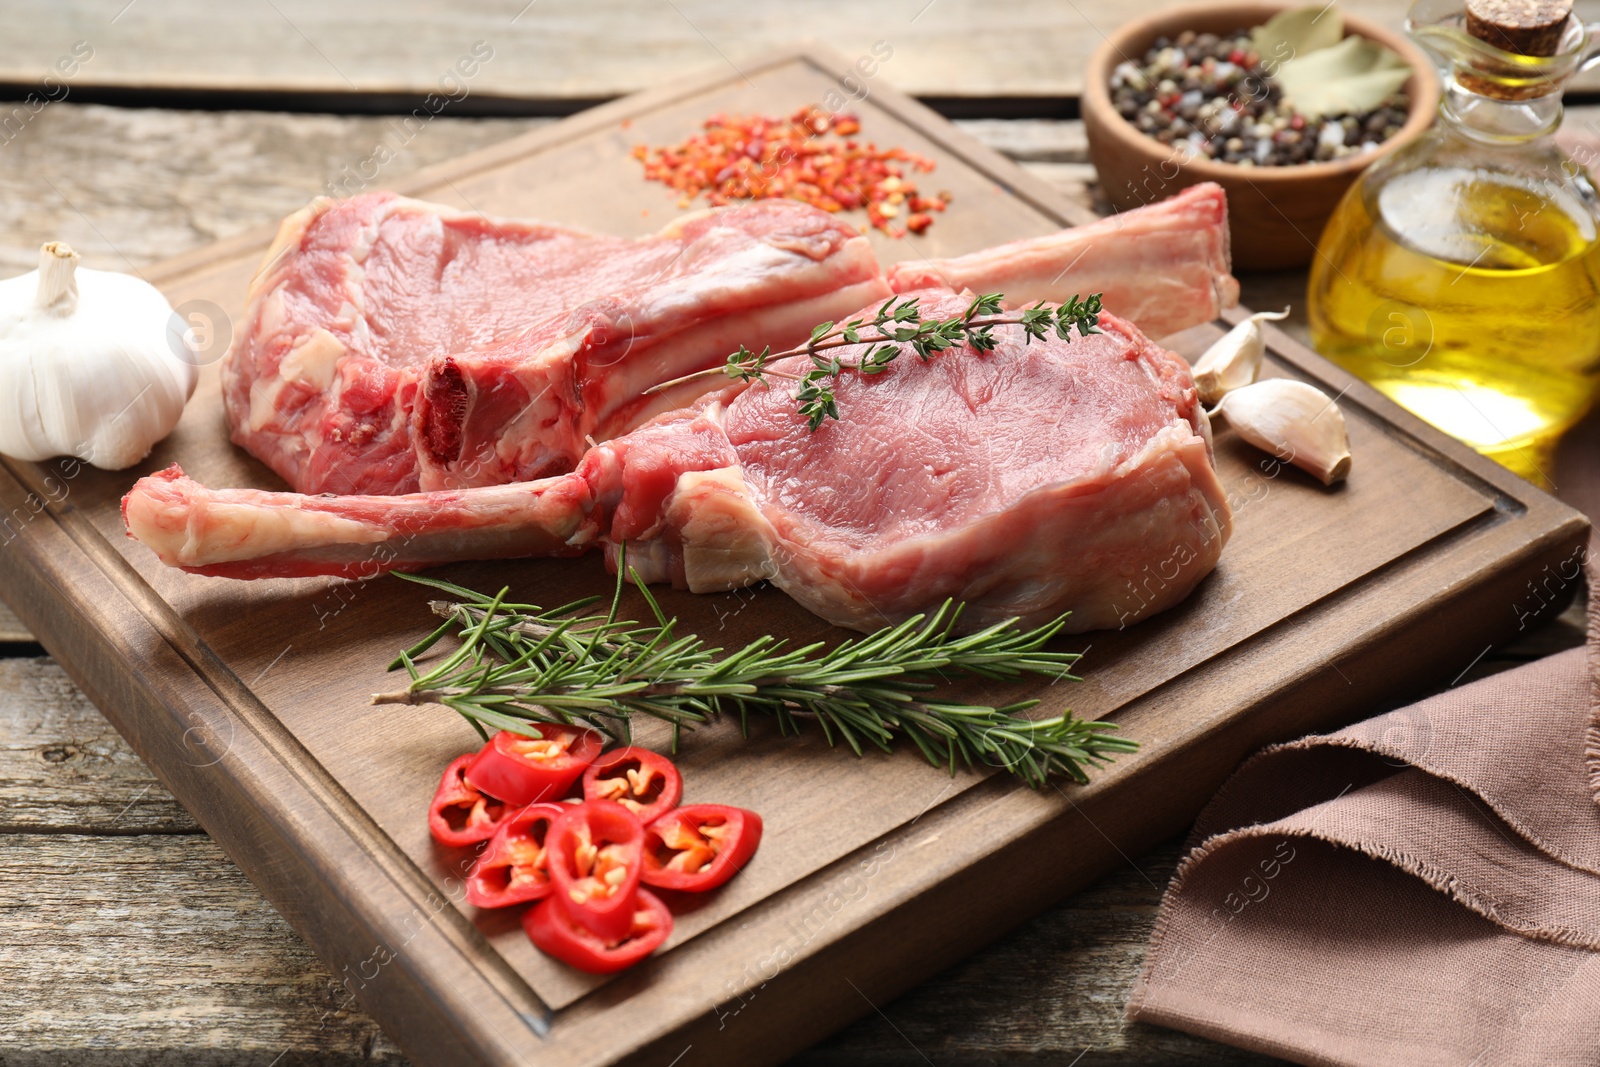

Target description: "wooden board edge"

left=0, top=463, right=550, bottom=1067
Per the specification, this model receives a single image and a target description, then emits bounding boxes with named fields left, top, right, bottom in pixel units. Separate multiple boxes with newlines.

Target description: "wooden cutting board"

left=0, top=46, right=1586, bottom=1067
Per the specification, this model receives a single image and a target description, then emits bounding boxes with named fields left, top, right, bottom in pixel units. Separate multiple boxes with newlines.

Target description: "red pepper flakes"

left=631, top=105, right=948, bottom=237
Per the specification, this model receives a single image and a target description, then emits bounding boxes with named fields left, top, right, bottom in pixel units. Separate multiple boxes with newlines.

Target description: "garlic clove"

left=1191, top=308, right=1290, bottom=405
left=1212, top=378, right=1352, bottom=486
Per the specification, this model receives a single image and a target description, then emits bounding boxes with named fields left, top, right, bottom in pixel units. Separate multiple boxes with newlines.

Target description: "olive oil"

left=1304, top=0, right=1600, bottom=486
left=1309, top=166, right=1600, bottom=485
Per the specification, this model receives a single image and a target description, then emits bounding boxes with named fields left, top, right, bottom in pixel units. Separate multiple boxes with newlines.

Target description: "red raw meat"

left=224, top=187, right=1237, bottom=499
left=126, top=296, right=1230, bottom=633
left=225, top=192, right=890, bottom=495
left=885, top=183, right=1239, bottom=339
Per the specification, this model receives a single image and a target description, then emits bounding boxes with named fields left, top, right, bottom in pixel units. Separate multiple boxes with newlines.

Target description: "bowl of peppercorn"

left=1083, top=2, right=1438, bottom=270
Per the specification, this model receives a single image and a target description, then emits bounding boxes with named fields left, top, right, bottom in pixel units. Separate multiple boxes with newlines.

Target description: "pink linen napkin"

left=1127, top=444, right=1600, bottom=1064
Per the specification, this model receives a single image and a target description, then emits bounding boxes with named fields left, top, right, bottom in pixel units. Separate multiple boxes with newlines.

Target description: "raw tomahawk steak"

left=225, top=185, right=1236, bottom=498
left=126, top=292, right=1231, bottom=633
left=227, top=193, right=891, bottom=495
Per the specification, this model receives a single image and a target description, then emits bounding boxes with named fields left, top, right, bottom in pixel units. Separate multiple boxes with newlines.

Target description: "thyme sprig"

left=649, top=291, right=1104, bottom=430
left=372, top=563, right=1134, bottom=787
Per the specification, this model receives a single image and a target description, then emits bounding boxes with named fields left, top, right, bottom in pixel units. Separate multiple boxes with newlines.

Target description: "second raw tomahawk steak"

left=227, top=194, right=890, bottom=496
left=224, top=186, right=1237, bottom=499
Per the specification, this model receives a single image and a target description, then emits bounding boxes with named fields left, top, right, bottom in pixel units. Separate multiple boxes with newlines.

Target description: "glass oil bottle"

left=1307, top=0, right=1600, bottom=485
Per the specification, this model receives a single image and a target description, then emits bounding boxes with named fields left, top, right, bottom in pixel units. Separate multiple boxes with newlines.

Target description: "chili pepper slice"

left=464, top=802, right=566, bottom=909
left=641, top=804, right=763, bottom=892
left=428, top=753, right=511, bottom=848
left=464, top=726, right=602, bottom=807
left=524, top=887, right=672, bottom=974
left=581, top=747, right=683, bottom=825
left=546, top=799, right=646, bottom=941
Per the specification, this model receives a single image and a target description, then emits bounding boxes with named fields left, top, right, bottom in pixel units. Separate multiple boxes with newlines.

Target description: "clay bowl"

left=1083, top=1, right=1439, bottom=270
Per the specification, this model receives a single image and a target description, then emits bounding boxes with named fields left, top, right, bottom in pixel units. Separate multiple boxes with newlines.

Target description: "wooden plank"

left=0, top=831, right=407, bottom=1065
left=0, top=490, right=549, bottom=1064
left=0, top=0, right=1433, bottom=103
left=0, top=657, right=196, bottom=832
left=0, top=601, right=29, bottom=643
left=0, top=103, right=553, bottom=276
left=0, top=49, right=1588, bottom=1067
left=0, top=825, right=1266, bottom=1066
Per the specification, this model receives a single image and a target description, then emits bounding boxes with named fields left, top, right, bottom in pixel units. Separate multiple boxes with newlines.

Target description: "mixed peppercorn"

left=633, top=105, right=949, bottom=236
left=1111, top=30, right=1410, bottom=167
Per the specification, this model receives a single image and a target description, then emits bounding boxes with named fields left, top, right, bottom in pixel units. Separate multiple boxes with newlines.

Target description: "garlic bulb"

left=1192, top=308, right=1290, bottom=405
left=0, top=243, right=198, bottom=470
left=1212, top=378, right=1352, bottom=486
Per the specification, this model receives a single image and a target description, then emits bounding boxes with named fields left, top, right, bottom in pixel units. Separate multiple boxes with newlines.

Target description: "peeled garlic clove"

left=1192, top=308, right=1290, bottom=405
left=1213, top=378, right=1351, bottom=486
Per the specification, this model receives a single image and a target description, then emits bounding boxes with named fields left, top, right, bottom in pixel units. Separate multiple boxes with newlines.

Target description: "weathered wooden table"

left=0, top=5, right=1593, bottom=1063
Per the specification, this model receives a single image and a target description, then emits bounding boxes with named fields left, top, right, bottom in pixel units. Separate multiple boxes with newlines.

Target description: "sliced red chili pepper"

left=428, top=753, right=511, bottom=848
left=524, top=887, right=672, bottom=974
left=464, top=802, right=565, bottom=909
left=581, top=747, right=683, bottom=825
left=546, top=799, right=645, bottom=941
left=641, top=804, right=763, bottom=892
left=464, top=726, right=602, bottom=807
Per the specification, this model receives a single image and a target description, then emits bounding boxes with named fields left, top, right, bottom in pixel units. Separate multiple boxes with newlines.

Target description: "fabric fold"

left=1197, top=647, right=1600, bottom=875
left=1133, top=834, right=1600, bottom=1067
left=1128, top=551, right=1600, bottom=1065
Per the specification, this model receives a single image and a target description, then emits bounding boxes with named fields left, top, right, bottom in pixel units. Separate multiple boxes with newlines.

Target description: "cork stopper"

left=1465, top=0, right=1573, bottom=57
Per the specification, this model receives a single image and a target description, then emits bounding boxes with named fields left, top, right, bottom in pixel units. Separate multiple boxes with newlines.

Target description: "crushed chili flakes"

left=631, top=105, right=949, bottom=238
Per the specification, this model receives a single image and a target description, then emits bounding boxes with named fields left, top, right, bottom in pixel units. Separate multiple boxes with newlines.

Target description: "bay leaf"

left=1275, top=34, right=1411, bottom=118
left=1252, top=5, right=1345, bottom=73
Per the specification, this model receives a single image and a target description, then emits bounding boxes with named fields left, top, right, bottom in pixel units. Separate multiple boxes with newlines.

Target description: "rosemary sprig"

left=372, top=564, right=1135, bottom=787
left=648, top=291, right=1104, bottom=430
